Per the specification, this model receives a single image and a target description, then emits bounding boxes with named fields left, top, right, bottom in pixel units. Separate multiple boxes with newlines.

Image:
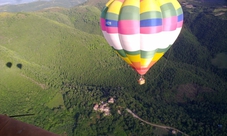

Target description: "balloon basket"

left=138, top=77, right=145, bottom=85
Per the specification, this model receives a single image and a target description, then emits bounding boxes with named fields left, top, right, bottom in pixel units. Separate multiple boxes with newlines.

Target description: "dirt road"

left=126, top=108, right=189, bottom=136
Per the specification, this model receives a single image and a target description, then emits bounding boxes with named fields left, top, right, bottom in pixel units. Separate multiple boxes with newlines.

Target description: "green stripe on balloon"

left=124, top=50, right=140, bottom=55
left=156, top=45, right=171, bottom=53
left=119, top=6, right=140, bottom=20
left=101, top=6, right=109, bottom=18
left=113, top=45, right=171, bottom=59
left=160, top=3, right=176, bottom=18
left=140, top=11, right=162, bottom=20
left=140, top=46, right=171, bottom=58
left=176, top=7, right=183, bottom=15
left=112, top=47, right=127, bottom=57
left=106, top=12, right=119, bottom=20
left=141, top=51, right=155, bottom=58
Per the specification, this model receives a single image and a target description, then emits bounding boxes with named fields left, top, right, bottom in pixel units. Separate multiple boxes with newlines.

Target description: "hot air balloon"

left=100, top=0, right=183, bottom=85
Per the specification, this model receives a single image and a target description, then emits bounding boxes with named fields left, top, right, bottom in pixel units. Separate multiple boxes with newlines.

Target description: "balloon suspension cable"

left=138, top=75, right=145, bottom=85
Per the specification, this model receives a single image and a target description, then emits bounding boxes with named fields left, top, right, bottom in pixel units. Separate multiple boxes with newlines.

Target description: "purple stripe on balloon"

left=106, top=27, right=118, bottom=33
left=100, top=18, right=106, bottom=31
left=140, top=18, right=162, bottom=27
left=105, top=20, right=118, bottom=27
left=140, top=26, right=162, bottom=34
left=118, top=20, right=140, bottom=34
left=178, top=14, right=183, bottom=22
left=162, top=16, right=177, bottom=31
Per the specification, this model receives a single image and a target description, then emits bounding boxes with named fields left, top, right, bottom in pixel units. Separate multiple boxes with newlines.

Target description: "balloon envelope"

left=100, top=0, right=183, bottom=75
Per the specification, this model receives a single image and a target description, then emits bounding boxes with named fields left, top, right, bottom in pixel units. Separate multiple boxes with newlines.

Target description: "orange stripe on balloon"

left=131, top=62, right=142, bottom=69
left=148, top=61, right=156, bottom=68
left=134, top=61, right=156, bottom=75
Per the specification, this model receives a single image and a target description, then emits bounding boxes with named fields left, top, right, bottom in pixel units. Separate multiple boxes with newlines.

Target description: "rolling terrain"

left=0, top=0, right=87, bottom=12
left=0, top=0, right=227, bottom=135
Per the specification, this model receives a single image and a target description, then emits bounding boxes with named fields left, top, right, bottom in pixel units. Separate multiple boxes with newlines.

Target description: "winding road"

left=126, top=108, right=189, bottom=136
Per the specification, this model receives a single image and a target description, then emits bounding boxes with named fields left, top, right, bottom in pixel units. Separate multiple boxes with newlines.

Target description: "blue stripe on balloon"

left=140, top=18, right=162, bottom=27
left=105, top=19, right=118, bottom=27
left=178, top=14, right=183, bottom=22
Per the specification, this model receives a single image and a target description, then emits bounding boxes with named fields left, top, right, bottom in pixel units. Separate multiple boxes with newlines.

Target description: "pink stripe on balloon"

left=177, top=20, right=183, bottom=28
left=134, top=67, right=149, bottom=75
left=140, top=26, right=163, bottom=34
left=116, top=0, right=124, bottom=2
left=162, top=16, right=177, bottom=31
left=100, top=18, right=106, bottom=31
left=118, top=20, right=140, bottom=34
left=106, top=27, right=118, bottom=33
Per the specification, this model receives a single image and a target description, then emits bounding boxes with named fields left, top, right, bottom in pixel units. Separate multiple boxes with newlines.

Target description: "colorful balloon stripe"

left=100, top=6, right=108, bottom=18
left=140, top=11, right=162, bottom=20
left=162, top=16, right=178, bottom=31
left=176, top=7, right=183, bottom=15
left=107, top=1, right=123, bottom=14
left=178, top=14, right=183, bottom=22
left=140, top=18, right=162, bottom=27
left=114, top=45, right=171, bottom=59
left=100, top=18, right=106, bottom=31
left=177, top=21, right=183, bottom=28
left=119, top=6, right=140, bottom=20
left=170, top=0, right=182, bottom=10
left=140, top=0, right=161, bottom=13
left=106, top=26, right=118, bottom=33
left=140, top=26, right=162, bottom=34
left=121, top=0, right=139, bottom=7
left=105, top=0, right=115, bottom=7
left=119, top=20, right=140, bottom=34
left=160, top=3, right=177, bottom=18
left=105, top=19, right=118, bottom=27
left=100, top=0, right=183, bottom=75
left=106, top=13, right=119, bottom=20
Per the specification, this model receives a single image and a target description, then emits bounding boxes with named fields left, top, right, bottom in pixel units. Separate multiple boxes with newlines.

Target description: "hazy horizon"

left=0, top=0, right=50, bottom=6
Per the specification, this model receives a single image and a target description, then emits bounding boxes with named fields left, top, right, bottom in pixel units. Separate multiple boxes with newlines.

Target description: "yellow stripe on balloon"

left=152, top=53, right=164, bottom=61
left=127, top=54, right=141, bottom=62
left=158, top=0, right=171, bottom=6
left=122, top=0, right=139, bottom=8
left=171, top=0, right=181, bottom=9
left=141, top=58, right=152, bottom=66
left=108, top=1, right=123, bottom=14
left=140, top=0, right=161, bottom=13
left=106, top=0, right=115, bottom=7
left=115, top=51, right=132, bottom=65
left=122, top=57, right=132, bottom=65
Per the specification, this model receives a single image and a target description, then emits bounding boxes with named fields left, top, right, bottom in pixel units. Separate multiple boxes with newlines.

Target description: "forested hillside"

left=0, top=0, right=227, bottom=136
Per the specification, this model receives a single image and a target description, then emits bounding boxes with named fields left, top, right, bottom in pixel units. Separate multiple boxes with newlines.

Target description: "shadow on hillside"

left=6, top=62, right=12, bottom=68
left=6, top=62, right=23, bottom=69
left=17, top=63, right=23, bottom=69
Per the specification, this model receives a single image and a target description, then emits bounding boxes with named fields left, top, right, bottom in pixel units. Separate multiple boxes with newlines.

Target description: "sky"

left=0, top=0, right=50, bottom=6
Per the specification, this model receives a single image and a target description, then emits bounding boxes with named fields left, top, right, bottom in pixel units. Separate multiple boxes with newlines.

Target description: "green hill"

left=0, top=2, right=227, bottom=136
left=0, top=0, right=86, bottom=12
